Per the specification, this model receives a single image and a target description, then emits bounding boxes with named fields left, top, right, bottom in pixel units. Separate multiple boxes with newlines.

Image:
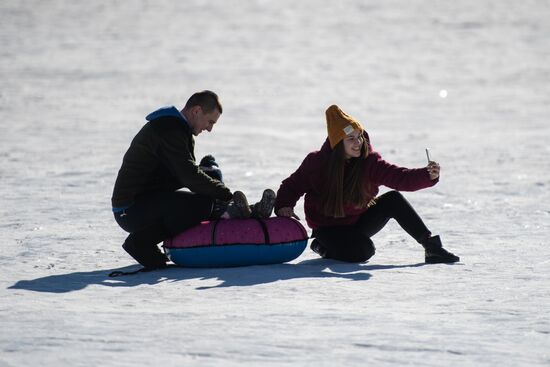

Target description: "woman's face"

left=343, top=129, right=364, bottom=159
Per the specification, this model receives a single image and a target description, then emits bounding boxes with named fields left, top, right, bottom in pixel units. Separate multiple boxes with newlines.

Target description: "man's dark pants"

left=114, top=191, right=213, bottom=267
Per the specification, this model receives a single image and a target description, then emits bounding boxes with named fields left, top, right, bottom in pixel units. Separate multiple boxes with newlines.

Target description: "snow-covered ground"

left=2, top=1, right=549, bottom=366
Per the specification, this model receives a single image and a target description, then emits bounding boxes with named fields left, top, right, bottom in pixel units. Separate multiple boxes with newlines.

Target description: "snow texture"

left=1, top=0, right=550, bottom=366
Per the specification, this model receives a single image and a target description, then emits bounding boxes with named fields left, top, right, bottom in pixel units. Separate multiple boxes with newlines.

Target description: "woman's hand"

left=427, top=161, right=440, bottom=180
left=276, top=207, right=300, bottom=220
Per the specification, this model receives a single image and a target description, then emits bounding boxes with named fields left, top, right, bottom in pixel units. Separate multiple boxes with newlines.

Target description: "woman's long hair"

left=320, top=138, right=370, bottom=218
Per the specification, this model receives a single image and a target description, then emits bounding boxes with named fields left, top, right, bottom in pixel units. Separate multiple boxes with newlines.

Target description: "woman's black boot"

left=422, top=235, right=460, bottom=264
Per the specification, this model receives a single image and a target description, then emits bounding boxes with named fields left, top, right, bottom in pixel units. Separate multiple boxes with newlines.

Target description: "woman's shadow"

left=8, top=259, right=426, bottom=293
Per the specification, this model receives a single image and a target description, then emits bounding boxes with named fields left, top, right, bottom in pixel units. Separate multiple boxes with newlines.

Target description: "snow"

left=2, top=0, right=550, bottom=366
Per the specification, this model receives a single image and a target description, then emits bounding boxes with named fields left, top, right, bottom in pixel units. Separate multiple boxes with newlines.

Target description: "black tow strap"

left=108, top=264, right=179, bottom=278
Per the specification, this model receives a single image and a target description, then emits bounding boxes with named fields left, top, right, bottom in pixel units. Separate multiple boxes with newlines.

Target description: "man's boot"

left=422, top=235, right=460, bottom=264
left=122, top=226, right=168, bottom=269
left=122, top=237, right=169, bottom=269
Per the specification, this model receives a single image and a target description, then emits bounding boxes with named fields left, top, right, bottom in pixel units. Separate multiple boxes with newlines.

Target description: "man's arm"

left=160, top=126, right=232, bottom=201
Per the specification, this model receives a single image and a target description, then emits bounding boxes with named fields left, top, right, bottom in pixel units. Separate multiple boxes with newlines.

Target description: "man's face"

left=189, top=106, right=221, bottom=136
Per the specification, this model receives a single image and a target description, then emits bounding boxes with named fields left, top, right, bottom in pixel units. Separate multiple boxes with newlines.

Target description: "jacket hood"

left=319, top=138, right=332, bottom=154
left=145, top=106, right=187, bottom=123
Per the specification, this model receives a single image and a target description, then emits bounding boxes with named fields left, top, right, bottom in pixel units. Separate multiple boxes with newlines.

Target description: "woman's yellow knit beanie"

left=325, top=105, right=364, bottom=149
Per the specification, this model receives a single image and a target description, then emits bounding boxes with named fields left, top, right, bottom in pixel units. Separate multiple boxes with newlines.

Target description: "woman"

left=275, top=105, right=459, bottom=264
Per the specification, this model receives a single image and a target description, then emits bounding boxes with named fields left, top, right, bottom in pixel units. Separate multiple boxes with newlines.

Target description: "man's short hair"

left=184, top=90, right=223, bottom=114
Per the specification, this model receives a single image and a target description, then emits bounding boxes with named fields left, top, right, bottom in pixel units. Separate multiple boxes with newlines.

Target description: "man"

left=111, top=90, right=249, bottom=269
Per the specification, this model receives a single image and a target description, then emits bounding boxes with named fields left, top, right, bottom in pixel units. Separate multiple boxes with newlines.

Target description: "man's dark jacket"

left=111, top=106, right=232, bottom=209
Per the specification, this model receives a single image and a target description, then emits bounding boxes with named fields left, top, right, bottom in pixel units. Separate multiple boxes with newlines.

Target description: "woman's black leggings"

left=312, top=191, right=432, bottom=262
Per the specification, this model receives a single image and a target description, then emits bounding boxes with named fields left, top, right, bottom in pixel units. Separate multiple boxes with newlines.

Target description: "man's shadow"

left=8, top=259, right=426, bottom=293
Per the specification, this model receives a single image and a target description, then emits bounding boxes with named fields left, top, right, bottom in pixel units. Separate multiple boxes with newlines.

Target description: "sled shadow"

left=8, top=259, right=426, bottom=293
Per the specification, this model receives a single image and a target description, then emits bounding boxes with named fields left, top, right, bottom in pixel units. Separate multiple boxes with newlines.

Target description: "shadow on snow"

left=8, top=259, right=426, bottom=293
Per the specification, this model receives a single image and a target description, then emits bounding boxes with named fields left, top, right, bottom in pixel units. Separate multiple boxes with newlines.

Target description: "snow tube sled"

left=163, top=217, right=308, bottom=267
